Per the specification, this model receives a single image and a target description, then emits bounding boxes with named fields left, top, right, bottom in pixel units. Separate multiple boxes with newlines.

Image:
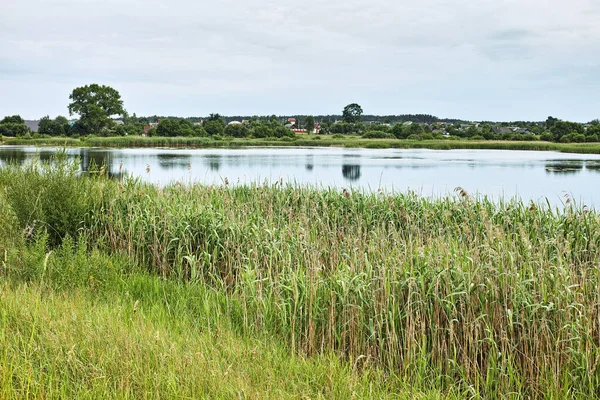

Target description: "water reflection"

left=545, top=162, right=584, bottom=174
left=2, top=146, right=600, bottom=207
left=305, top=155, right=314, bottom=171
left=342, top=165, right=361, bottom=181
left=0, top=148, right=28, bottom=164
left=203, top=155, right=221, bottom=171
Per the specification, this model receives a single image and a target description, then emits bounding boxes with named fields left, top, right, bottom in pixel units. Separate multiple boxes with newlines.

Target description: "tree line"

left=1, top=84, right=599, bottom=143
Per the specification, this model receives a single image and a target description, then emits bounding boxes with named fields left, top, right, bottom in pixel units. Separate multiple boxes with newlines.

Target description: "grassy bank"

left=0, top=252, right=411, bottom=398
left=2, top=156, right=600, bottom=397
left=4, top=134, right=600, bottom=154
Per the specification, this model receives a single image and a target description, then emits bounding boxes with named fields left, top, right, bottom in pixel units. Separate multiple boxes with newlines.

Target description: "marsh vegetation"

left=1, top=156, right=600, bottom=398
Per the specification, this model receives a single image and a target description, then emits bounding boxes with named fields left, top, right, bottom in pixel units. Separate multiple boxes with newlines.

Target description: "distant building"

left=227, top=121, right=242, bottom=126
left=24, top=120, right=39, bottom=132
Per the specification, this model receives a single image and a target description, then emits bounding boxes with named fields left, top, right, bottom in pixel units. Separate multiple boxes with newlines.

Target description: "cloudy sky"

left=1, top=0, right=599, bottom=121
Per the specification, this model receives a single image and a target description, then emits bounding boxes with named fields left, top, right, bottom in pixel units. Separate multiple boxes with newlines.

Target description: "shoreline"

left=3, top=135, right=600, bottom=154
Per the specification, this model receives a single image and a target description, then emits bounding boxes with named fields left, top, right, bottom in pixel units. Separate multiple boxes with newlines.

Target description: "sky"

left=1, top=0, right=599, bottom=121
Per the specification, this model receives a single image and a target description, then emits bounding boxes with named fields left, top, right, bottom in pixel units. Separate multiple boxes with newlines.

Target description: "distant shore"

left=3, top=135, right=600, bottom=154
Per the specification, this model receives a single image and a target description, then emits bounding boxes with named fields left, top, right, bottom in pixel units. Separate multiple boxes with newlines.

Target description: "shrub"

left=0, top=154, right=108, bottom=246
left=361, top=131, right=395, bottom=139
left=224, top=123, right=249, bottom=138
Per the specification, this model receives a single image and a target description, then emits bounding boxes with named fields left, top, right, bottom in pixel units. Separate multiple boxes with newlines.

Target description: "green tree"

left=155, top=119, right=194, bottom=137
left=342, top=103, right=363, bottom=123
left=304, top=116, right=315, bottom=133
left=551, top=120, right=584, bottom=142
left=1, top=115, right=25, bottom=125
left=274, top=125, right=294, bottom=138
left=0, top=123, right=29, bottom=137
left=204, top=120, right=225, bottom=136
left=68, top=84, right=126, bottom=135
left=0, top=115, right=29, bottom=137
left=224, top=123, right=249, bottom=138
left=39, top=116, right=67, bottom=136
left=545, top=116, right=559, bottom=130
left=252, top=124, right=274, bottom=138
left=391, top=124, right=406, bottom=139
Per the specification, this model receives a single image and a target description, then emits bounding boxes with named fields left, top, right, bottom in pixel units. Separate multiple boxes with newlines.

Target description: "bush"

left=331, top=134, right=345, bottom=139
left=0, top=154, right=108, bottom=246
left=224, top=123, right=249, bottom=138
left=0, top=122, right=29, bottom=137
left=252, top=125, right=274, bottom=138
left=361, top=131, right=395, bottom=139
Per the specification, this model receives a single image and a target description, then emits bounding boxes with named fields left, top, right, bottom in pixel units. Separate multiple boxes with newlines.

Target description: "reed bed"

left=2, top=157, right=600, bottom=398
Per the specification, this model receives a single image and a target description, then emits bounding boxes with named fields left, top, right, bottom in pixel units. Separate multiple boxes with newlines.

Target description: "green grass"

left=0, top=248, right=422, bottom=398
left=4, top=134, right=600, bottom=154
left=2, top=156, right=600, bottom=398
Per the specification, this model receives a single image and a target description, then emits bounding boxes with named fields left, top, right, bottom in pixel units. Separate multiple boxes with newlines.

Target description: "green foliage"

left=0, top=248, right=413, bottom=399
left=251, top=124, right=274, bottom=138
left=0, top=122, right=29, bottom=137
left=304, top=115, right=315, bottom=133
left=545, top=116, right=558, bottom=129
left=33, top=174, right=594, bottom=397
left=156, top=119, right=195, bottom=137
left=224, top=123, right=249, bottom=138
left=273, top=125, right=294, bottom=138
left=551, top=120, right=584, bottom=141
left=38, top=116, right=69, bottom=136
left=1, top=115, right=25, bottom=124
left=68, top=84, right=126, bottom=135
left=204, top=120, right=225, bottom=136
left=342, top=103, right=363, bottom=123
left=0, top=154, right=108, bottom=246
left=361, top=130, right=395, bottom=139
left=329, top=122, right=361, bottom=134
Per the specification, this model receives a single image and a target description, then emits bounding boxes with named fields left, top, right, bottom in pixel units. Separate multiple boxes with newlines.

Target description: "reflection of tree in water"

left=79, top=150, right=125, bottom=180
left=0, top=149, right=28, bottom=165
left=156, top=153, right=192, bottom=169
left=545, top=162, right=583, bottom=175
left=305, top=155, right=314, bottom=171
left=204, top=155, right=222, bottom=171
left=342, top=164, right=361, bottom=181
left=81, top=150, right=112, bottom=172
left=585, top=162, right=600, bottom=172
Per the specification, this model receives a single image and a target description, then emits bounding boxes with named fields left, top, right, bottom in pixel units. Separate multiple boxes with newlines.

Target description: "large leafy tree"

left=304, top=116, right=315, bottom=133
left=1, top=115, right=25, bottom=125
left=68, top=84, right=126, bottom=134
left=0, top=115, right=29, bottom=137
left=38, top=115, right=69, bottom=136
left=342, top=103, right=363, bottom=123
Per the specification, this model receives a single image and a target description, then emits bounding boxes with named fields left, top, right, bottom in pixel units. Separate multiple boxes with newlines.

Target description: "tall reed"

left=2, top=157, right=600, bottom=397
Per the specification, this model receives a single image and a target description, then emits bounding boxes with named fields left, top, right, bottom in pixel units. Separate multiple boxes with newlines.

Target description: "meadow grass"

left=2, top=156, right=600, bottom=398
left=0, top=244, right=420, bottom=399
left=4, top=134, right=600, bottom=154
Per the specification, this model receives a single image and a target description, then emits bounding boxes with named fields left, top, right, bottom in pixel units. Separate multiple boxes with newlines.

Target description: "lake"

left=1, top=145, right=599, bottom=207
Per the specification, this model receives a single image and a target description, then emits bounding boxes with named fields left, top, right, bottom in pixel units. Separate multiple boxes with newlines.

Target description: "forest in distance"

left=1, top=84, right=599, bottom=144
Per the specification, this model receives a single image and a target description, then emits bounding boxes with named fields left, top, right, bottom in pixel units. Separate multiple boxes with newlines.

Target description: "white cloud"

left=1, top=0, right=599, bottom=120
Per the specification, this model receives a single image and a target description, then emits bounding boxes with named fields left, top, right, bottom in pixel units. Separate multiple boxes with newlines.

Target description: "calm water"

left=2, top=145, right=600, bottom=207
